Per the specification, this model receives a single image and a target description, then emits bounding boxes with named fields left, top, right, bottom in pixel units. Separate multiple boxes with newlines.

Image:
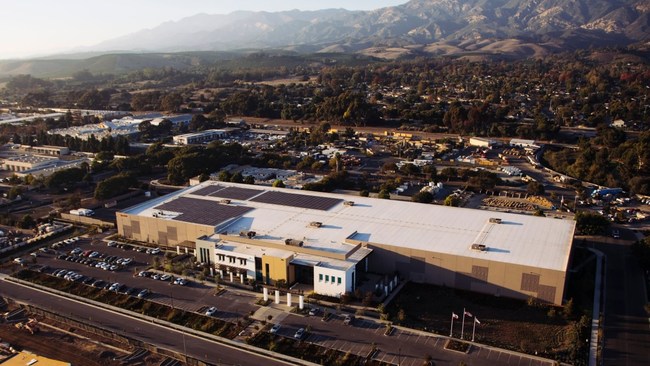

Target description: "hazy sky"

left=0, top=0, right=407, bottom=59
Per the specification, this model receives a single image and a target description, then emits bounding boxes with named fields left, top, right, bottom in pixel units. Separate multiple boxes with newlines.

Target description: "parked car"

left=137, top=289, right=150, bottom=298
left=343, top=314, right=355, bottom=325
left=294, top=328, right=305, bottom=339
left=173, top=277, right=188, bottom=286
left=308, top=307, right=320, bottom=316
left=205, top=307, right=218, bottom=316
left=137, top=271, right=151, bottom=277
left=108, top=283, right=121, bottom=292
left=107, top=241, right=117, bottom=247
left=612, top=229, right=620, bottom=239
left=159, top=274, right=172, bottom=281
left=270, top=324, right=281, bottom=334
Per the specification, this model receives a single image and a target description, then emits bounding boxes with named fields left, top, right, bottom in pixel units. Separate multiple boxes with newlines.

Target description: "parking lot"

left=27, top=236, right=258, bottom=323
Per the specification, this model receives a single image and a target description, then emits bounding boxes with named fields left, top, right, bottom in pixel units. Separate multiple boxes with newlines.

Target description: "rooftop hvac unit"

left=489, top=218, right=502, bottom=224
left=239, top=231, right=256, bottom=238
left=220, top=199, right=232, bottom=204
left=343, top=201, right=355, bottom=206
left=285, top=238, right=304, bottom=247
left=309, top=221, right=323, bottom=228
left=471, top=244, right=488, bottom=251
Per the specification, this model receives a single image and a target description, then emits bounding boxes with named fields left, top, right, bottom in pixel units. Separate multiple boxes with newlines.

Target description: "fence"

left=60, top=213, right=115, bottom=227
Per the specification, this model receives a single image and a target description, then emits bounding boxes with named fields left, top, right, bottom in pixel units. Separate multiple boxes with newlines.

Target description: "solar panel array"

left=211, top=186, right=262, bottom=200
left=155, top=197, right=252, bottom=226
left=191, top=185, right=224, bottom=197
left=250, top=191, right=342, bottom=211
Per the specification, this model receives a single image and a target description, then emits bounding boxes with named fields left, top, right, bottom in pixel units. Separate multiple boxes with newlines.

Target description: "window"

left=239, top=258, right=247, bottom=266
left=325, top=275, right=329, bottom=282
left=337, top=277, right=341, bottom=285
left=319, top=274, right=323, bottom=282
left=228, top=256, right=235, bottom=264
left=217, top=254, right=225, bottom=261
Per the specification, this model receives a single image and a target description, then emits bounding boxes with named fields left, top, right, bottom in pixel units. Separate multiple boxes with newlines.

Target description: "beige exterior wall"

left=116, top=213, right=214, bottom=248
left=261, top=253, right=293, bottom=285
left=366, top=242, right=566, bottom=306
left=116, top=212, right=567, bottom=305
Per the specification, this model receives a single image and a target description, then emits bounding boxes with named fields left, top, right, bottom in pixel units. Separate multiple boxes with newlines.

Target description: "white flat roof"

left=122, top=181, right=575, bottom=272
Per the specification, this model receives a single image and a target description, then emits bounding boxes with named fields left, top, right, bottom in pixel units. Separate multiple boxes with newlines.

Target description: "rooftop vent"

left=343, top=201, right=355, bottom=206
left=489, top=218, right=502, bottom=224
left=309, top=221, right=323, bottom=228
left=285, top=238, right=304, bottom=247
left=220, top=199, right=232, bottom=204
left=471, top=244, right=488, bottom=251
left=239, top=231, right=256, bottom=239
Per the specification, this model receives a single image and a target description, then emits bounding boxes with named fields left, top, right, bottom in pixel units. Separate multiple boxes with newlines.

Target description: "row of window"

left=217, top=254, right=247, bottom=266
left=318, top=273, right=342, bottom=285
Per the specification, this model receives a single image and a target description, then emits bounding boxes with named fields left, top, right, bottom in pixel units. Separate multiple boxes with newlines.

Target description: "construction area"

left=0, top=298, right=175, bottom=366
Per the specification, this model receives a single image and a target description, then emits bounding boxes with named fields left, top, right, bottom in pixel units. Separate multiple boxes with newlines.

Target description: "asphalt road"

left=595, top=232, right=650, bottom=366
left=0, top=278, right=291, bottom=366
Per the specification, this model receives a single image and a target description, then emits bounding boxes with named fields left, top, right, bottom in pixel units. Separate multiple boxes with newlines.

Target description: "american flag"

left=464, top=310, right=473, bottom=317
left=452, top=312, right=459, bottom=319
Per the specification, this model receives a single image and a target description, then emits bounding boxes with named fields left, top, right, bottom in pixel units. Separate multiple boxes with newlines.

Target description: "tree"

left=18, top=214, right=36, bottom=229
left=7, top=186, right=23, bottom=200
left=575, top=211, right=610, bottom=235
left=378, top=189, right=390, bottom=199
left=243, top=175, right=255, bottom=185
left=218, top=170, right=231, bottom=182
left=527, top=181, right=545, bottom=196
left=94, top=173, right=137, bottom=199
left=230, top=172, right=244, bottom=183
left=411, top=191, right=434, bottom=203
left=272, top=179, right=285, bottom=188
left=444, top=195, right=461, bottom=207
left=360, top=189, right=369, bottom=197
left=161, top=92, right=183, bottom=112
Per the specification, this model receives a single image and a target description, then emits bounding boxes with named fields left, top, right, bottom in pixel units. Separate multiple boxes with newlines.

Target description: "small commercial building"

left=173, top=129, right=229, bottom=145
left=117, top=182, right=575, bottom=304
left=469, top=137, right=496, bottom=148
left=1, top=155, right=58, bottom=172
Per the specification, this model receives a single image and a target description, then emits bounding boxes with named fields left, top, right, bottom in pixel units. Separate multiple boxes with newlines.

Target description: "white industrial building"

left=118, top=181, right=576, bottom=304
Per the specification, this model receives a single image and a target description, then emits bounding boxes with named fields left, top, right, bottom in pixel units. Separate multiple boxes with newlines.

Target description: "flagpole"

left=472, top=317, right=477, bottom=341
left=461, top=308, right=466, bottom=339
left=450, top=312, right=454, bottom=337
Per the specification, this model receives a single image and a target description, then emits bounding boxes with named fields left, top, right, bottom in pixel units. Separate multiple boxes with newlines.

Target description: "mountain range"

left=86, top=0, right=649, bottom=57
left=1, top=0, right=649, bottom=78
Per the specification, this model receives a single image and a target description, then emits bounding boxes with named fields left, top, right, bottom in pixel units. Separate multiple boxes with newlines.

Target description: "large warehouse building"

left=117, top=181, right=575, bottom=305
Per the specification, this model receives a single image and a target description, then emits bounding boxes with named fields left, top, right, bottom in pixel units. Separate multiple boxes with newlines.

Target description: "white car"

left=173, top=277, right=188, bottom=286
left=108, top=283, right=121, bottom=292
left=270, top=324, right=281, bottom=334
left=159, top=274, right=172, bottom=281
left=205, top=307, right=218, bottom=316
left=294, top=328, right=305, bottom=339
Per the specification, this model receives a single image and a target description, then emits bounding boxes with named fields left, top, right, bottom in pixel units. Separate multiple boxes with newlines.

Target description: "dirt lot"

left=0, top=322, right=125, bottom=366
left=386, top=282, right=590, bottom=364
left=0, top=303, right=167, bottom=366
